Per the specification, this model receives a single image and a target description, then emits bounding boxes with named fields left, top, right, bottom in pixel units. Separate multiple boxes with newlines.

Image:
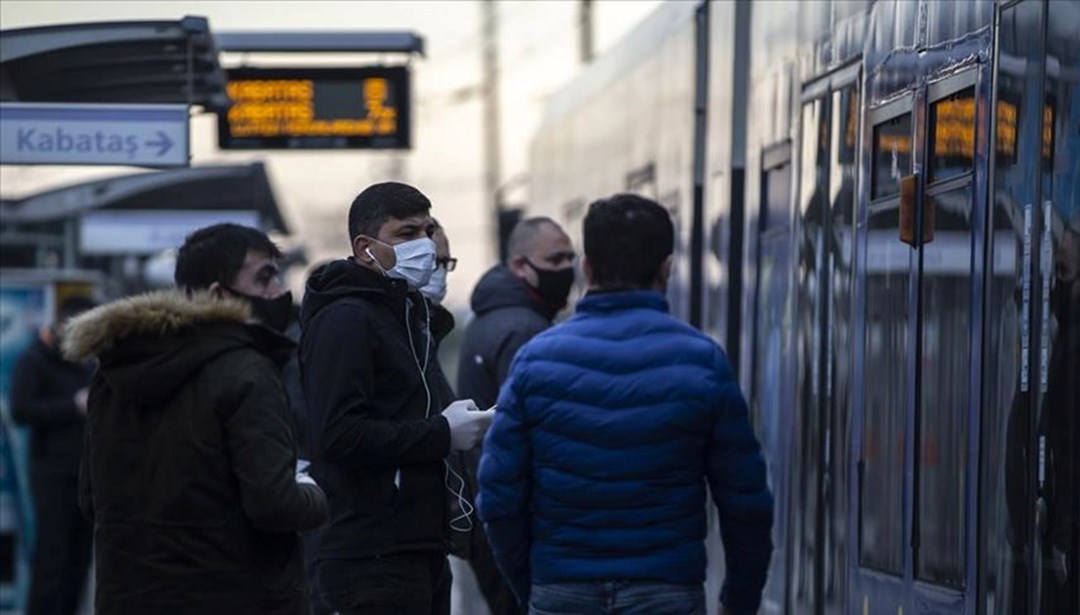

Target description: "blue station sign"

left=0, top=103, right=189, bottom=167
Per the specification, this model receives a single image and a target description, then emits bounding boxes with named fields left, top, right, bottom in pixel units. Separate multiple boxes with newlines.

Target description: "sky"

left=0, top=0, right=663, bottom=308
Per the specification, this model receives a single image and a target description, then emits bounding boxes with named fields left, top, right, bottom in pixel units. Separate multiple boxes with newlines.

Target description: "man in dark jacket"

left=457, top=217, right=575, bottom=410
left=300, top=182, right=493, bottom=615
left=456, top=216, right=574, bottom=614
left=63, top=224, right=329, bottom=614
left=477, top=195, right=774, bottom=615
left=11, top=297, right=96, bottom=615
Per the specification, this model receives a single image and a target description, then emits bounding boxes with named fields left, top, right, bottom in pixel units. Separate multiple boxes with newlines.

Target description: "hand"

left=74, top=388, right=89, bottom=416
left=442, top=399, right=495, bottom=451
left=296, top=473, right=317, bottom=487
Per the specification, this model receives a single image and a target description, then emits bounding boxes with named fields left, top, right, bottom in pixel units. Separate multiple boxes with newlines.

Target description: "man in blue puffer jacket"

left=477, top=194, right=773, bottom=615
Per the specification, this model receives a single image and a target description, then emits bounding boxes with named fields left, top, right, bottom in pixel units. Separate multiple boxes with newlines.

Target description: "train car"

left=527, top=1, right=1079, bottom=614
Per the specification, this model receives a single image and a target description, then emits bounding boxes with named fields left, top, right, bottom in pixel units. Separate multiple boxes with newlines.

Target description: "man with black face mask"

left=62, top=223, right=328, bottom=614
left=456, top=216, right=575, bottom=615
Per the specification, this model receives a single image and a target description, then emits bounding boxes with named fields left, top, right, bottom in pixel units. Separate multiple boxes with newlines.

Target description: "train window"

left=916, top=185, right=973, bottom=588
left=837, top=88, right=859, bottom=165
left=927, top=0, right=994, bottom=47
left=871, top=113, right=912, bottom=199
left=860, top=202, right=910, bottom=576
left=928, top=87, right=976, bottom=183
left=763, top=160, right=792, bottom=229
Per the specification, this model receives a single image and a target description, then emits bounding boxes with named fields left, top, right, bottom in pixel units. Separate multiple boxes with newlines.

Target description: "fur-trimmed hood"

left=63, top=290, right=292, bottom=407
left=63, top=290, right=251, bottom=362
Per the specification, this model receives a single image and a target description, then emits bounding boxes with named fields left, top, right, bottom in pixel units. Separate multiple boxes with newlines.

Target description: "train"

left=526, top=1, right=1079, bottom=614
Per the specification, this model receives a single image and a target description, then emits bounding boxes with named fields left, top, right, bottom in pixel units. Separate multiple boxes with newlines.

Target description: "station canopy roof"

left=0, top=16, right=228, bottom=110
left=0, top=162, right=289, bottom=234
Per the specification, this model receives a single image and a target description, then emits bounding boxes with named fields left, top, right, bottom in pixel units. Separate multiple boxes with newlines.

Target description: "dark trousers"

left=317, top=552, right=451, bottom=615
left=26, top=472, right=92, bottom=615
left=469, top=528, right=526, bottom=615
left=302, top=530, right=333, bottom=615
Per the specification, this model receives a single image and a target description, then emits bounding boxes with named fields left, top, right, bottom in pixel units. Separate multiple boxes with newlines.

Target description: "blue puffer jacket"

left=477, top=290, right=773, bottom=615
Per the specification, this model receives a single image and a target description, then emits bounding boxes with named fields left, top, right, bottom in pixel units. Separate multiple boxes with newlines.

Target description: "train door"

left=979, top=1, right=1080, bottom=613
left=751, top=139, right=793, bottom=614
left=788, top=63, right=859, bottom=615
left=853, top=58, right=989, bottom=614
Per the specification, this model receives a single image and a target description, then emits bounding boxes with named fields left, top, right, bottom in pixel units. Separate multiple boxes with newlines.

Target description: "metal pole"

left=580, top=0, right=594, bottom=64
left=481, top=0, right=502, bottom=259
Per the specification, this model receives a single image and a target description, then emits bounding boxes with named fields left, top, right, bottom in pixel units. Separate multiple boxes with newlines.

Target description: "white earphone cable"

left=406, top=296, right=474, bottom=533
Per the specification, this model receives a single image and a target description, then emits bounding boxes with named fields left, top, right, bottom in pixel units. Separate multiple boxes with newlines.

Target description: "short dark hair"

left=583, top=194, right=674, bottom=288
left=174, top=223, right=282, bottom=290
left=348, top=182, right=432, bottom=241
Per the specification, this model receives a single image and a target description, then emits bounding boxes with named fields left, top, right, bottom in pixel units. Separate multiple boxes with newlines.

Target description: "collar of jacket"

left=61, top=289, right=292, bottom=362
left=337, top=261, right=443, bottom=344
left=576, top=289, right=669, bottom=314
left=428, top=300, right=456, bottom=342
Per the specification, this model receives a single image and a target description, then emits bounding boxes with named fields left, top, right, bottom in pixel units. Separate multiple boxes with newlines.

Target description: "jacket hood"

left=470, top=265, right=554, bottom=319
left=300, top=258, right=408, bottom=326
left=63, top=290, right=292, bottom=407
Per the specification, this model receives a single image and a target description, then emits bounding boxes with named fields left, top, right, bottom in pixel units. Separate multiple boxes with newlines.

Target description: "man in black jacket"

left=456, top=216, right=575, bottom=614
left=300, top=182, right=493, bottom=615
left=11, top=297, right=96, bottom=615
left=63, top=224, right=329, bottom=614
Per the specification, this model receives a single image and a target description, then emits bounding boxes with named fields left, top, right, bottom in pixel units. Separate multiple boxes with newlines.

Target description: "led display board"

left=218, top=66, right=410, bottom=149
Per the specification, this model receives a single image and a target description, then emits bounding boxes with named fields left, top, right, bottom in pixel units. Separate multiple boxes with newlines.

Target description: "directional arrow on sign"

left=145, top=131, right=174, bottom=157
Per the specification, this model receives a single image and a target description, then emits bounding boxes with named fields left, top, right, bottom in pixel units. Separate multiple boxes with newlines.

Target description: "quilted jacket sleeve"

left=476, top=357, right=533, bottom=605
left=704, top=348, right=774, bottom=615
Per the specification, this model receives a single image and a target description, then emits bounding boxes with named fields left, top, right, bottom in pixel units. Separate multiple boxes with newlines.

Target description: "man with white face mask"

left=300, top=182, right=494, bottom=615
left=419, top=219, right=454, bottom=305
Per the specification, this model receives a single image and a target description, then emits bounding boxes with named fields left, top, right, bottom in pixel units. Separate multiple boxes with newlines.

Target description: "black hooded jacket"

left=63, top=291, right=328, bottom=614
left=10, top=335, right=93, bottom=478
left=299, top=258, right=456, bottom=561
left=457, top=265, right=556, bottom=409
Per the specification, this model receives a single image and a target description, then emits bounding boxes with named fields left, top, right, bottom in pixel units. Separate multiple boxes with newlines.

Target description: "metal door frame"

left=851, top=54, right=990, bottom=615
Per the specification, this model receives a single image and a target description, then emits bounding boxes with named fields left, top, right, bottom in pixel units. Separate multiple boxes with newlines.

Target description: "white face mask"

left=419, top=266, right=448, bottom=304
left=366, top=237, right=437, bottom=290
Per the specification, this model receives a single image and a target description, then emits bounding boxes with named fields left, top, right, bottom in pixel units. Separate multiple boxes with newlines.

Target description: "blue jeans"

left=529, top=581, right=705, bottom=614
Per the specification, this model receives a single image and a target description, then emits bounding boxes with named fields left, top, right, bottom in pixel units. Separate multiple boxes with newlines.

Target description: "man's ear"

left=352, top=235, right=375, bottom=262
left=655, top=255, right=674, bottom=290
left=207, top=281, right=225, bottom=299
left=508, top=255, right=529, bottom=279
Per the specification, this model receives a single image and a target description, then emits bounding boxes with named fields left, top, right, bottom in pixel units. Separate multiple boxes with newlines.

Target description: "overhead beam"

left=214, top=31, right=424, bottom=56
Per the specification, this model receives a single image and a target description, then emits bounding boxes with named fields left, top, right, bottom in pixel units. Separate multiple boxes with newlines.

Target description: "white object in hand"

left=295, top=473, right=317, bottom=487
left=442, top=399, right=495, bottom=451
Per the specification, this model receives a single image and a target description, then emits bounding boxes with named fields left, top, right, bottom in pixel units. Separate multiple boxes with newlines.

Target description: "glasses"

left=436, top=257, right=458, bottom=272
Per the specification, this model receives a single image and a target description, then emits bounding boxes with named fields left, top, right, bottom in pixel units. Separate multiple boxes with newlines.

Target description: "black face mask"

left=227, top=288, right=294, bottom=333
left=524, top=259, right=575, bottom=311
